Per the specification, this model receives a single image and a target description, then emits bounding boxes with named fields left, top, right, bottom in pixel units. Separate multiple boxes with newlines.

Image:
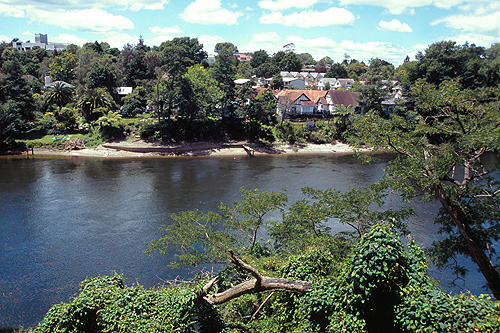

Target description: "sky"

left=0, top=0, right=499, bottom=66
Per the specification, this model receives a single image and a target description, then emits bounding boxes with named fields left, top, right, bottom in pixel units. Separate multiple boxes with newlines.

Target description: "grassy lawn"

left=17, top=130, right=87, bottom=147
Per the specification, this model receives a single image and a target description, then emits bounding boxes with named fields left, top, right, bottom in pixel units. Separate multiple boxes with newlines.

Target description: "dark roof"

left=328, top=90, right=359, bottom=107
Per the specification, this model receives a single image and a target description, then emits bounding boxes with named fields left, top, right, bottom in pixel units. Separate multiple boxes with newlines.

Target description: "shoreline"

left=14, top=140, right=369, bottom=159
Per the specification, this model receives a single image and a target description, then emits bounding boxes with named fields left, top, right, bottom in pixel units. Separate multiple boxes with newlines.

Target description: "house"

left=233, top=53, right=252, bottom=62
left=283, top=77, right=305, bottom=90
left=275, top=89, right=328, bottom=117
left=326, top=90, right=362, bottom=114
left=234, top=78, right=251, bottom=86
left=317, top=78, right=337, bottom=90
left=12, top=34, right=68, bottom=53
left=333, top=78, right=355, bottom=89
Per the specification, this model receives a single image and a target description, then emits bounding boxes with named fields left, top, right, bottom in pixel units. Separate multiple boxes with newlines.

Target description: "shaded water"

left=0, top=154, right=487, bottom=328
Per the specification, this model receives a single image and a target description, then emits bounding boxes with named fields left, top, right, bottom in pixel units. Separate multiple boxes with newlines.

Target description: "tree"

left=416, top=41, right=488, bottom=88
left=48, top=51, right=78, bottom=82
left=159, top=37, right=207, bottom=78
left=78, top=87, right=116, bottom=121
left=325, top=63, right=348, bottom=78
left=183, top=65, right=223, bottom=119
left=270, top=74, right=283, bottom=90
left=211, top=49, right=236, bottom=114
left=146, top=187, right=288, bottom=267
left=0, top=57, right=36, bottom=149
left=255, top=62, right=279, bottom=78
left=298, top=53, right=316, bottom=66
left=331, top=105, right=355, bottom=140
left=347, top=62, right=369, bottom=80
left=214, top=42, right=238, bottom=55
left=86, top=65, right=117, bottom=95
left=279, top=52, right=303, bottom=72
left=44, top=81, right=74, bottom=112
left=250, top=49, right=270, bottom=69
left=348, top=80, right=500, bottom=299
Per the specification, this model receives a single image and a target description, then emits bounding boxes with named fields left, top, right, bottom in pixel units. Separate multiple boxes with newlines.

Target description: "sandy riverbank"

left=29, top=140, right=368, bottom=158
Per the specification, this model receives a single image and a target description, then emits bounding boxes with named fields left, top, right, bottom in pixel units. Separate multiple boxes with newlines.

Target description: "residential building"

left=12, top=34, right=68, bottom=53
left=233, top=53, right=252, bottom=62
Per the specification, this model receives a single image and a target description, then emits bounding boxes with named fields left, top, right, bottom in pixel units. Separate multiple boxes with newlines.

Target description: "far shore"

left=17, top=140, right=370, bottom=159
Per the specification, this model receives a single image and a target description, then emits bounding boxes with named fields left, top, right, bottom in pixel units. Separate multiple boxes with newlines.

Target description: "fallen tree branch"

left=198, top=250, right=311, bottom=305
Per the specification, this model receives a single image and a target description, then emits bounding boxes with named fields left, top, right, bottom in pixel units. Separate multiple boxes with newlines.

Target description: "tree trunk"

left=433, top=182, right=500, bottom=299
left=197, top=250, right=311, bottom=305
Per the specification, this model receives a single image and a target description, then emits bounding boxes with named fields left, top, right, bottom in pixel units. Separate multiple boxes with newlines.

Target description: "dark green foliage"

left=86, top=65, right=117, bottom=95
left=0, top=57, right=36, bottom=150
left=278, top=52, right=303, bottom=72
left=325, top=63, right=348, bottom=78
left=120, top=98, right=144, bottom=117
left=33, top=273, right=223, bottom=333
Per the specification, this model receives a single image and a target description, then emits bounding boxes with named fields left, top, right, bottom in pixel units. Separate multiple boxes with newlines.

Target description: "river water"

left=0, top=153, right=488, bottom=328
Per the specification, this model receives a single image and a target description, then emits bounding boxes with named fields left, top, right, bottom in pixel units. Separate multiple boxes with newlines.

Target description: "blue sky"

left=0, top=0, right=499, bottom=65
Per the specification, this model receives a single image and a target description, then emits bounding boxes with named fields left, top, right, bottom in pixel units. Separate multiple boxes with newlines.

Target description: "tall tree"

left=250, top=49, right=270, bottom=69
left=279, top=52, right=303, bottom=72
left=298, top=53, right=316, bottom=66
left=182, top=65, right=223, bottom=119
left=48, top=51, right=78, bottom=82
left=0, top=57, right=36, bottom=149
left=348, top=80, right=500, bottom=299
left=325, top=63, right=348, bottom=78
left=214, top=42, right=238, bottom=55
left=211, top=49, right=236, bottom=114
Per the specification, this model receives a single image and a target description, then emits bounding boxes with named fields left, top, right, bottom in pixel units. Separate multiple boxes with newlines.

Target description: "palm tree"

left=77, top=87, right=116, bottom=121
left=44, top=81, right=74, bottom=112
left=97, top=111, right=123, bottom=138
left=97, top=110, right=122, bottom=128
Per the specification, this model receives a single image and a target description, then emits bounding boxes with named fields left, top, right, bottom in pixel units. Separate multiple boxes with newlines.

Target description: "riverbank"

left=29, top=140, right=368, bottom=158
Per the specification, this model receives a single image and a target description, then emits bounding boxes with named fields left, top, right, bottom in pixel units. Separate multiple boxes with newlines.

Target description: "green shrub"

left=121, top=98, right=144, bottom=117
left=33, top=273, right=223, bottom=333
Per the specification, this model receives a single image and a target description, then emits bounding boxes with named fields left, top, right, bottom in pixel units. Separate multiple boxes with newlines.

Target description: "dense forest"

left=1, top=38, right=500, bottom=332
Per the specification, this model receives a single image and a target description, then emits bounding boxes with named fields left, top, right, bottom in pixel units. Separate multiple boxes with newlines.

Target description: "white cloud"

left=241, top=34, right=410, bottom=66
left=99, top=31, right=137, bottom=48
left=0, top=3, right=26, bottom=18
left=377, top=19, right=413, bottom=32
left=197, top=35, right=227, bottom=55
left=53, top=33, right=88, bottom=45
left=129, top=0, right=169, bottom=11
left=180, top=0, right=243, bottom=25
left=260, top=7, right=355, bottom=28
left=338, top=0, right=463, bottom=15
left=0, top=34, right=11, bottom=43
left=258, top=0, right=321, bottom=11
left=338, top=40, right=409, bottom=65
left=438, top=32, right=499, bottom=48
left=432, top=11, right=500, bottom=34
left=149, top=25, right=183, bottom=35
left=253, top=32, right=282, bottom=42
left=1, top=0, right=169, bottom=11
left=26, top=8, right=133, bottom=32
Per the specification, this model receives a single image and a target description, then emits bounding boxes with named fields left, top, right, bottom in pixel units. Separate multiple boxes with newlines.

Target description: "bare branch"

left=198, top=250, right=311, bottom=305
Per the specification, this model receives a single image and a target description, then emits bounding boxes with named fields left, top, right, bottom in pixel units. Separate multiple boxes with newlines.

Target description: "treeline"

left=1, top=37, right=499, bottom=150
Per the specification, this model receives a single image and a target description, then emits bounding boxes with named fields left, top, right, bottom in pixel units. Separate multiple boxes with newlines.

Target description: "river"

left=0, top=153, right=488, bottom=328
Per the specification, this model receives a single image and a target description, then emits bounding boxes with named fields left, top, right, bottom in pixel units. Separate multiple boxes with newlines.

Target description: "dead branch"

left=198, top=250, right=311, bottom=305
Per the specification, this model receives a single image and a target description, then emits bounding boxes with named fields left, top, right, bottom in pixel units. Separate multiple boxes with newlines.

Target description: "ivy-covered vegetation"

left=30, top=224, right=500, bottom=333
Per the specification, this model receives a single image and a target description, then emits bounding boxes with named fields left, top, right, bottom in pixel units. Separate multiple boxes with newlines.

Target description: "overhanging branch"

left=198, top=250, right=311, bottom=305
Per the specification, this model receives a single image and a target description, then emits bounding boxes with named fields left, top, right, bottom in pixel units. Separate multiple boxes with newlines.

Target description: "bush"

left=120, top=98, right=144, bottom=117
left=33, top=273, right=223, bottom=333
